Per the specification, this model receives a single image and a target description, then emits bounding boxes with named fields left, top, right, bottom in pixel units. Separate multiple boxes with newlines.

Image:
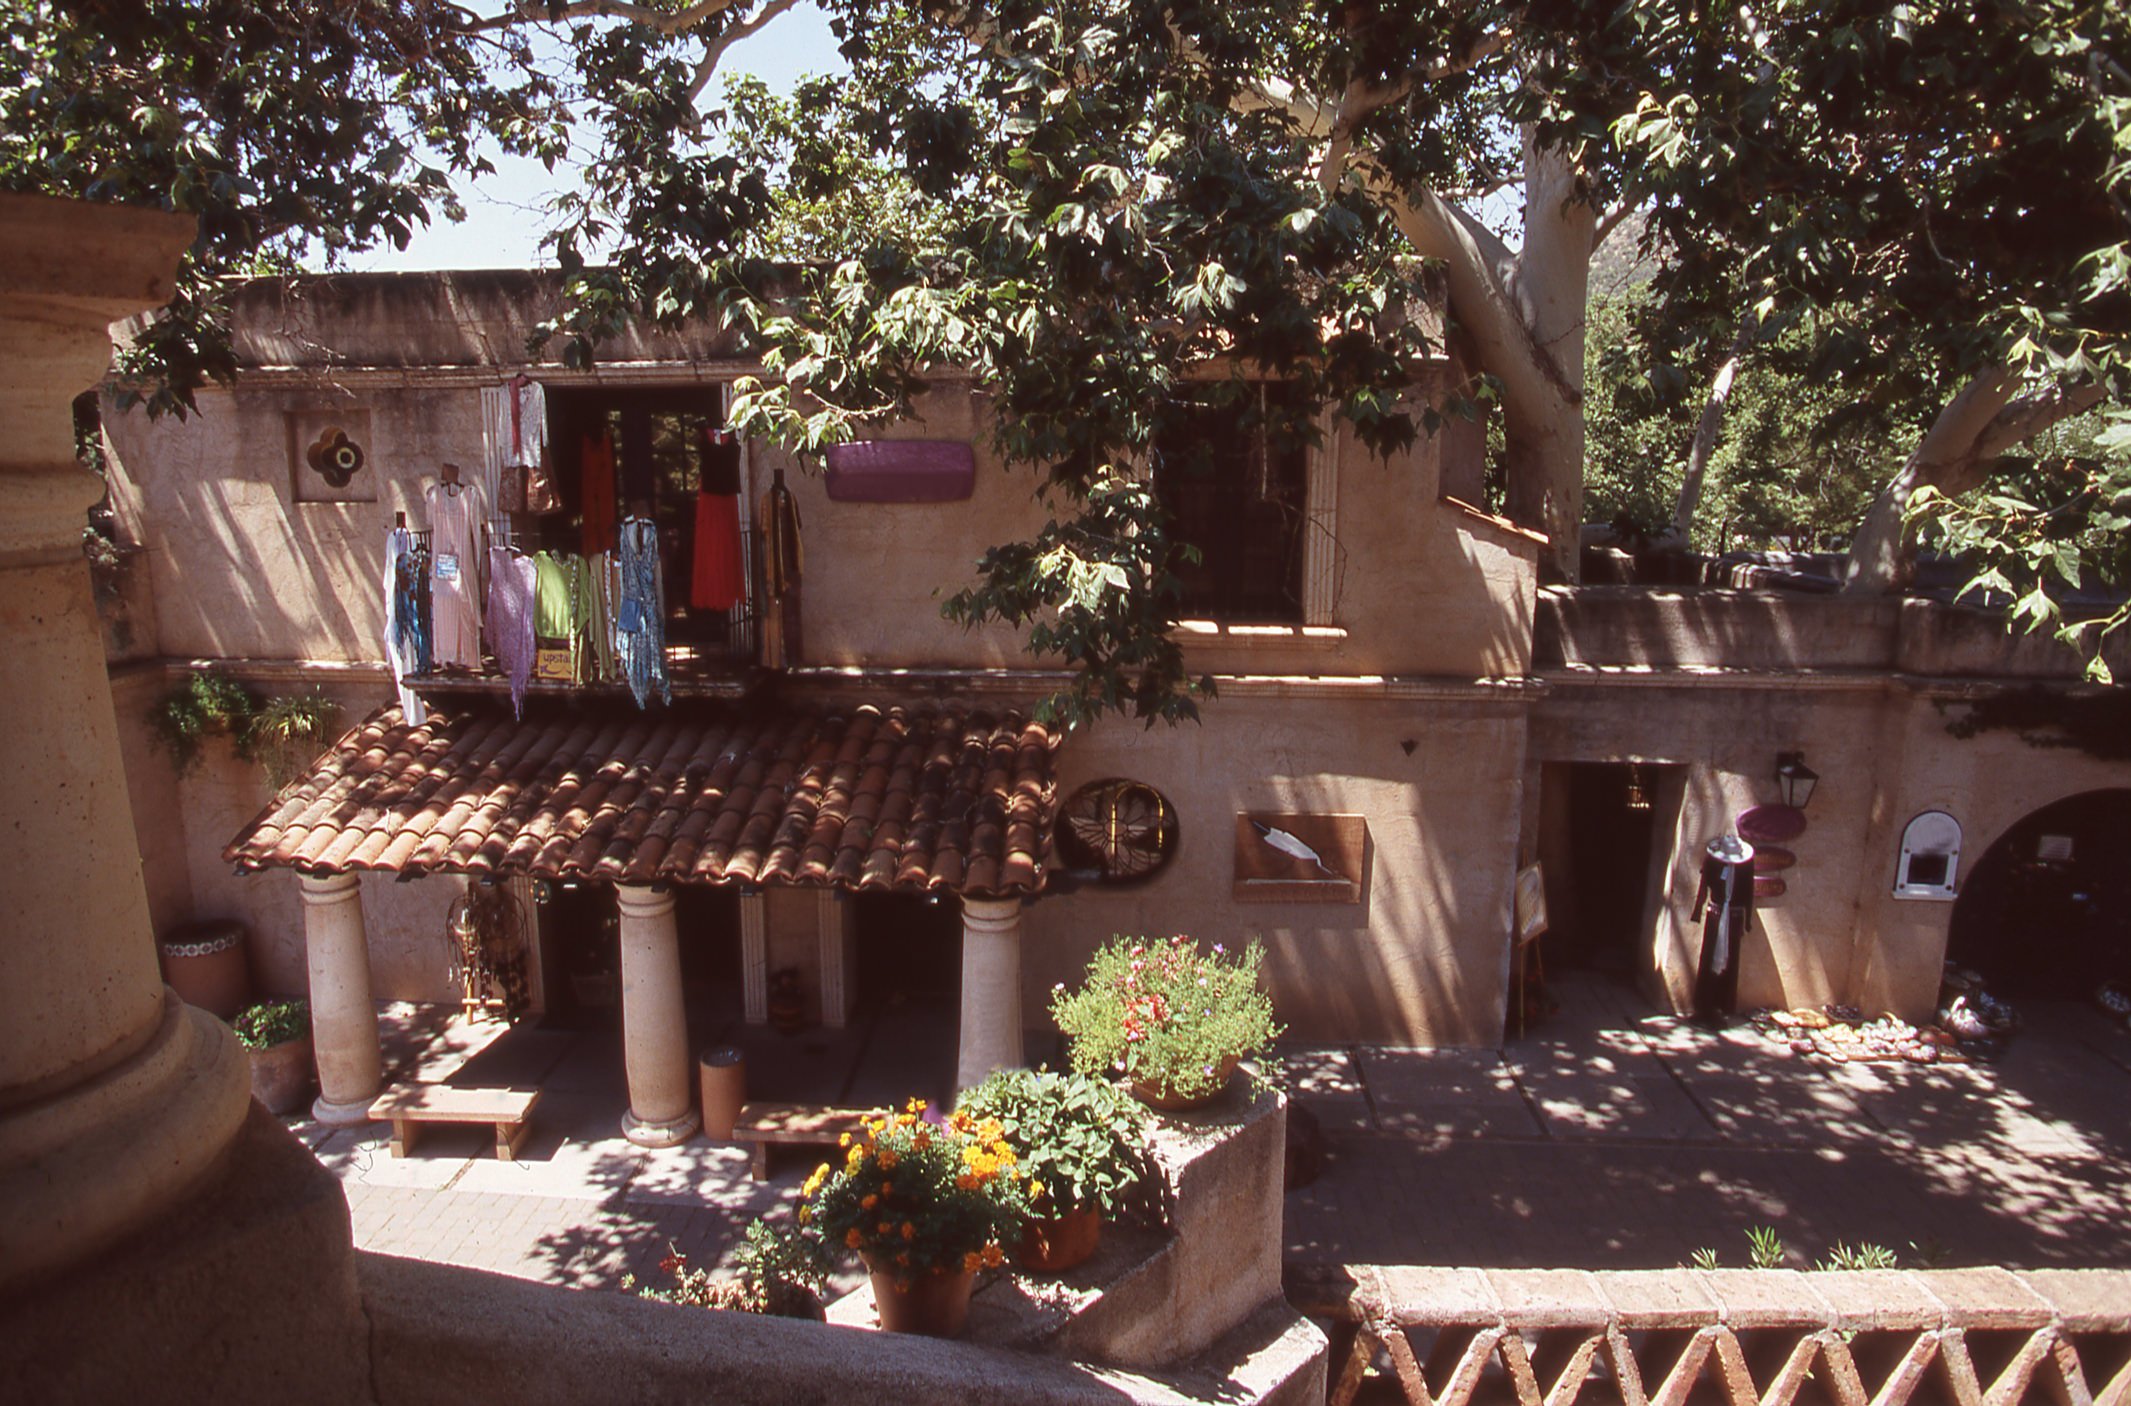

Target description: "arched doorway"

left=1947, top=789, right=2131, bottom=998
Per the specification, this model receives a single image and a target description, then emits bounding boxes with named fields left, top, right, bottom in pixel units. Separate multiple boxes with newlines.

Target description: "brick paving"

left=1282, top=976, right=2131, bottom=1272
left=291, top=976, right=2131, bottom=1301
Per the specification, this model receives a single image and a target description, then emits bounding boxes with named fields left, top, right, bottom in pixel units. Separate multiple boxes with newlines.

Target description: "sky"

left=341, top=3, right=847, bottom=273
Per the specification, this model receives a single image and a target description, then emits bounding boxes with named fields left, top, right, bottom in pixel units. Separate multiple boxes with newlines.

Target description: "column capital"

left=298, top=870, right=362, bottom=903
left=616, top=883, right=676, bottom=921
left=961, top=895, right=1023, bottom=933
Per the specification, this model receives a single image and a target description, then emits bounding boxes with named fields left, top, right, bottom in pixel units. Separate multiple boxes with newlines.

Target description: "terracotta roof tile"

left=224, top=700, right=1062, bottom=899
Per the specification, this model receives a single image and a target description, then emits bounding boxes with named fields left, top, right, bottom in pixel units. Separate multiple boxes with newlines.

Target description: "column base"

left=311, top=1093, right=380, bottom=1127
left=621, top=1107, right=700, bottom=1148
left=0, top=989, right=251, bottom=1293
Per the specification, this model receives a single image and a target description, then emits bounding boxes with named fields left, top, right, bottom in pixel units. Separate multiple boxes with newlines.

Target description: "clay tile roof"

left=224, top=700, right=1064, bottom=899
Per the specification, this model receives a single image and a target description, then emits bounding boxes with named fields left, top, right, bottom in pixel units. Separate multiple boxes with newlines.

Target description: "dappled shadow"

left=1282, top=972, right=2131, bottom=1272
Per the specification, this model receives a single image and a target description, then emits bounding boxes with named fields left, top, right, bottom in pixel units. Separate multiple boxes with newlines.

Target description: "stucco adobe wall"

left=1020, top=693, right=1528, bottom=1047
left=107, top=668, right=460, bottom=1005
left=105, top=382, right=481, bottom=663
left=1531, top=680, right=2131, bottom=1021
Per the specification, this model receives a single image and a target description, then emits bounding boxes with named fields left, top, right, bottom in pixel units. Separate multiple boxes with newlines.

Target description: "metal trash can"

left=699, top=1045, right=746, bottom=1140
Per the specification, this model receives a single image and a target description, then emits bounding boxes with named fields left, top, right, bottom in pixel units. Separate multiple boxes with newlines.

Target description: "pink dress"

left=425, top=480, right=486, bottom=668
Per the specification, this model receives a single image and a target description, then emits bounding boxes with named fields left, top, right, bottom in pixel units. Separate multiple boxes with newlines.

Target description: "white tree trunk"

left=1504, top=137, right=1595, bottom=578
left=1840, top=373, right=2015, bottom=594
left=1670, top=327, right=1751, bottom=544
left=1375, top=135, right=1592, bottom=579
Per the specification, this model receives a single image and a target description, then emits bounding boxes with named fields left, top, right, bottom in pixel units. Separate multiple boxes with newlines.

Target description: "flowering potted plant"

left=957, top=1069, right=1156, bottom=1273
left=232, top=996, right=312, bottom=1115
left=800, top=1099, right=1032, bottom=1337
left=624, top=1219, right=830, bottom=1320
left=1051, top=935, right=1282, bottom=1110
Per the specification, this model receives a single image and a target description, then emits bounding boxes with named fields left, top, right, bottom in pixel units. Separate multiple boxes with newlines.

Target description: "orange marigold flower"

left=861, top=1194, right=878, bottom=1210
left=896, top=1252, right=910, bottom=1267
left=845, top=1229, right=863, bottom=1248
left=963, top=1251, right=983, bottom=1273
left=878, top=1149, right=899, bottom=1169
left=982, top=1243, right=1004, bottom=1268
left=901, top=1221, right=916, bottom=1241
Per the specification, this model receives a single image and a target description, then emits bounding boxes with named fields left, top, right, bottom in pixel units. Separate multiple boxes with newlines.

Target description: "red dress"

left=580, top=431, right=617, bottom=556
left=691, top=432, right=746, bottom=610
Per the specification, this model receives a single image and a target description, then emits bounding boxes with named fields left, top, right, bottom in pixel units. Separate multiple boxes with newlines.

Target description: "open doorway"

left=848, top=893, right=961, bottom=1109
left=1543, top=762, right=1687, bottom=974
left=1949, top=789, right=2131, bottom=998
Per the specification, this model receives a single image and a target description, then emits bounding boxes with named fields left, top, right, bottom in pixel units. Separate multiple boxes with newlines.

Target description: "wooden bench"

left=368, top=1085, right=541, bottom=1162
left=732, top=1102, right=872, bottom=1181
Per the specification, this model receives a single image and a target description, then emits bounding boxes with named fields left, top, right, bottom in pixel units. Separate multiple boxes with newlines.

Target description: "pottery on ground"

left=247, top=1034, right=314, bottom=1116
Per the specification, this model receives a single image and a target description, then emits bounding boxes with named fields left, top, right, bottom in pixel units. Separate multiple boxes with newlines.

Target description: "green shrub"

left=1050, top=935, right=1281, bottom=1103
left=629, top=1220, right=830, bottom=1318
left=231, top=997, right=309, bottom=1050
left=957, top=1069, right=1156, bottom=1220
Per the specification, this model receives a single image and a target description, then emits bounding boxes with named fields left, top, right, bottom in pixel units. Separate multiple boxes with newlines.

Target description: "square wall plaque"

left=1233, top=813, right=1366, bottom=904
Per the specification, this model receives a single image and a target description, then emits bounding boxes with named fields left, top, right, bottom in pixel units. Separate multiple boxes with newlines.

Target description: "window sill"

left=1172, top=621, right=1348, bottom=647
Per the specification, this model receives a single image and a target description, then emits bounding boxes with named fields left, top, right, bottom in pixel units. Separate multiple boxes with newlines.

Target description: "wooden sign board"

left=1233, top=813, right=1366, bottom=904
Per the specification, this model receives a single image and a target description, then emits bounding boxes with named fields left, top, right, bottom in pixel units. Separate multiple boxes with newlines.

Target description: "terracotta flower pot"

left=1131, top=1054, right=1238, bottom=1111
left=247, top=1034, right=314, bottom=1116
left=863, top=1255, right=978, bottom=1338
left=1015, top=1206, right=1101, bottom=1274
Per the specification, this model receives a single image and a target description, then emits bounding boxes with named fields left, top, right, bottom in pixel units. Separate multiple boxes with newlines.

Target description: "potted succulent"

left=956, top=1069, right=1156, bottom=1273
left=800, top=1099, right=1033, bottom=1337
left=1051, top=935, right=1282, bottom=1111
left=232, top=996, right=313, bottom=1115
left=624, top=1219, right=830, bottom=1320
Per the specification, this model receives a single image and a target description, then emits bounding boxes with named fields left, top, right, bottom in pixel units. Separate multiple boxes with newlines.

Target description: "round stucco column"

left=0, top=194, right=251, bottom=1294
left=956, top=896, right=1025, bottom=1091
left=617, top=885, right=699, bottom=1147
left=300, top=871, right=383, bottom=1123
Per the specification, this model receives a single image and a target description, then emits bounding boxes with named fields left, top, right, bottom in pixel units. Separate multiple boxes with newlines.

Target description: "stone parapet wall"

left=1291, top=1263, right=2131, bottom=1406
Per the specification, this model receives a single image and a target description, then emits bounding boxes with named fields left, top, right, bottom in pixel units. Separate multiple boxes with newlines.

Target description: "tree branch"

left=1974, top=379, right=2108, bottom=461
left=683, top=0, right=797, bottom=106
left=1590, top=192, right=1641, bottom=255
left=458, top=0, right=743, bottom=37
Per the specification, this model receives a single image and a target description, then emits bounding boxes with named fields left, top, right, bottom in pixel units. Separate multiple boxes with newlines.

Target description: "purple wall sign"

left=823, top=440, right=976, bottom=503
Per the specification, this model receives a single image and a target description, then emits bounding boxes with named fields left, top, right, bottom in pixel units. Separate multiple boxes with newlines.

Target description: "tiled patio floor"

left=292, top=975, right=2131, bottom=1298
left=1283, top=975, right=2131, bottom=1271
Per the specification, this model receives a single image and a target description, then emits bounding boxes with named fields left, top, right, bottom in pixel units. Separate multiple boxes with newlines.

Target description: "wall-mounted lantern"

left=1775, top=751, right=1819, bottom=810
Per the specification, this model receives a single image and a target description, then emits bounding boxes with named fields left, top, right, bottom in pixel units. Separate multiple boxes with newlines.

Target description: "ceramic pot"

left=863, top=1256, right=978, bottom=1338
left=159, top=920, right=251, bottom=1019
left=698, top=1045, right=745, bottom=1140
left=1015, top=1206, right=1101, bottom=1274
left=247, top=1034, right=314, bottom=1116
left=1131, top=1054, right=1238, bottom=1111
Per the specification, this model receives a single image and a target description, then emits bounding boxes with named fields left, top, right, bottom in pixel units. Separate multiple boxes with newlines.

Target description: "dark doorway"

left=852, top=893, right=962, bottom=1008
left=674, top=885, right=742, bottom=1017
left=539, top=881, right=621, bottom=1028
left=1949, top=789, right=2131, bottom=998
left=1555, top=762, right=1680, bottom=973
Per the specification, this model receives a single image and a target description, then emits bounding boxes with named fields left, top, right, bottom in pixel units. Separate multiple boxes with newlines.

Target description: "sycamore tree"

left=8, top=0, right=2127, bottom=707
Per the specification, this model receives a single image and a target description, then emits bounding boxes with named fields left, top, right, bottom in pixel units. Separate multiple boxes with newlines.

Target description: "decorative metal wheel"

left=1056, top=778, right=1178, bottom=884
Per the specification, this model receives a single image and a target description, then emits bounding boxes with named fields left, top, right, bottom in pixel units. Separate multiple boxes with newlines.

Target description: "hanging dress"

left=585, top=551, right=619, bottom=684
left=756, top=469, right=803, bottom=668
left=580, top=430, right=618, bottom=556
left=382, top=525, right=429, bottom=727
left=486, top=544, right=538, bottom=718
left=691, top=430, right=747, bottom=611
left=533, top=549, right=595, bottom=682
left=616, top=516, right=671, bottom=709
left=425, top=479, right=486, bottom=668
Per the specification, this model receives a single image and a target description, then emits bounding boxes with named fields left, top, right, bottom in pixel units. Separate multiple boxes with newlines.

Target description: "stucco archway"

left=1947, top=788, right=2131, bottom=998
